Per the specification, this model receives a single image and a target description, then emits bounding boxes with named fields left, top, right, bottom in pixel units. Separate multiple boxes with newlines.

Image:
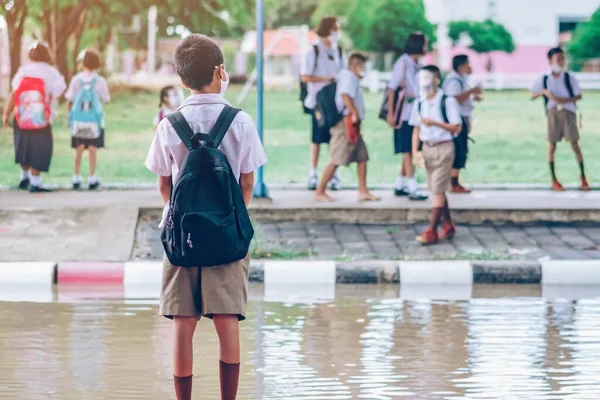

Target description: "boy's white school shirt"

left=145, top=93, right=268, bottom=228
left=442, top=71, right=473, bottom=119
left=11, top=62, right=67, bottom=123
left=409, top=90, right=462, bottom=144
left=335, top=69, right=365, bottom=121
left=65, top=71, right=111, bottom=103
left=530, top=70, right=581, bottom=114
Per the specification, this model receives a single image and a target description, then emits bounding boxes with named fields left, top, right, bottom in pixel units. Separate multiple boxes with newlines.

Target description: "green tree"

left=0, top=0, right=28, bottom=80
left=346, top=0, right=434, bottom=55
left=448, top=19, right=515, bottom=72
left=567, top=7, right=600, bottom=65
left=265, top=0, right=318, bottom=29
left=311, top=0, right=356, bottom=28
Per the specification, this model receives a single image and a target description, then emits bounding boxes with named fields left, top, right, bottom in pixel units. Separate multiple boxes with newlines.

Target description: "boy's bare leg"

left=214, top=315, right=241, bottom=400
left=571, top=140, right=590, bottom=189
left=357, top=162, right=381, bottom=201
left=315, top=163, right=337, bottom=202
left=402, top=153, right=414, bottom=178
left=173, top=316, right=197, bottom=400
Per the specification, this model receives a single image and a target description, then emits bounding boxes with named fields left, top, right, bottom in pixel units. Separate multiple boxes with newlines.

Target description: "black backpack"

left=542, top=72, right=574, bottom=113
left=163, top=106, right=254, bottom=268
left=300, top=44, right=343, bottom=114
left=313, top=81, right=344, bottom=130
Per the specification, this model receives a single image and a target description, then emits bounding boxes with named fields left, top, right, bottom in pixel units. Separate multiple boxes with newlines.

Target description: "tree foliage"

left=346, top=0, right=434, bottom=55
left=567, top=7, right=600, bottom=61
left=264, top=0, right=318, bottom=29
left=448, top=19, right=515, bottom=54
left=311, top=0, right=356, bottom=28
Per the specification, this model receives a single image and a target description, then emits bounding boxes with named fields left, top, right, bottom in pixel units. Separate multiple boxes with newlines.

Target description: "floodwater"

left=2, top=285, right=600, bottom=399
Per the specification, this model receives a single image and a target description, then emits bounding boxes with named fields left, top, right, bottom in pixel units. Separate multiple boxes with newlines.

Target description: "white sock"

left=395, top=175, right=406, bottom=190
left=310, top=168, right=318, bottom=177
left=20, top=168, right=29, bottom=181
left=88, top=175, right=98, bottom=184
left=73, top=175, right=82, bottom=184
left=30, top=175, right=42, bottom=186
left=407, top=177, right=418, bottom=194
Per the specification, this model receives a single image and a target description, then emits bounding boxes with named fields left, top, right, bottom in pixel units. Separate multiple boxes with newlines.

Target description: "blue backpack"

left=69, top=77, right=104, bottom=139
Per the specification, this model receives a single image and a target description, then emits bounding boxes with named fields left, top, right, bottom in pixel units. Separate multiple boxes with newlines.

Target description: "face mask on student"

left=167, top=90, right=183, bottom=109
left=357, top=68, right=366, bottom=79
left=418, top=71, right=435, bottom=96
left=219, top=70, right=230, bottom=96
left=329, top=31, right=341, bottom=44
left=550, top=64, right=563, bottom=73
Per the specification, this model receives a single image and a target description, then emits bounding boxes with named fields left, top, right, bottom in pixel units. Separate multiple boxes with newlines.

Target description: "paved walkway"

left=133, top=210, right=600, bottom=261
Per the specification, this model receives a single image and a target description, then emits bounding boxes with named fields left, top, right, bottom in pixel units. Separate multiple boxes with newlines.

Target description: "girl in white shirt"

left=65, top=49, right=111, bottom=190
left=153, top=85, right=183, bottom=130
left=2, top=41, right=66, bottom=193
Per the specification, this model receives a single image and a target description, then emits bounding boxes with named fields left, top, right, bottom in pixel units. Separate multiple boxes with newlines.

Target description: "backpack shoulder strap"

left=338, top=46, right=343, bottom=67
left=564, top=72, right=574, bottom=98
left=209, top=106, right=242, bottom=149
left=312, top=44, right=320, bottom=74
left=441, top=94, right=449, bottom=124
left=167, top=111, right=196, bottom=151
left=543, top=75, right=549, bottom=109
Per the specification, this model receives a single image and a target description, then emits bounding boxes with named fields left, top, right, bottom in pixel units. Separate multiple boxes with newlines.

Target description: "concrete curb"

left=1, top=259, right=599, bottom=286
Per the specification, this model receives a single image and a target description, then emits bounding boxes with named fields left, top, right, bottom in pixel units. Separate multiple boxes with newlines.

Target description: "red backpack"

left=14, top=77, right=51, bottom=130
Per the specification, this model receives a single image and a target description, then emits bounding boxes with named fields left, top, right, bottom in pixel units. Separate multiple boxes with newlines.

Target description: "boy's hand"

left=422, top=118, right=436, bottom=127
left=413, top=151, right=424, bottom=169
left=2, top=114, right=9, bottom=128
left=474, top=94, right=484, bottom=102
left=351, top=112, right=359, bottom=124
left=543, top=89, right=555, bottom=100
left=386, top=113, right=396, bottom=128
left=471, top=86, right=483, bottom=95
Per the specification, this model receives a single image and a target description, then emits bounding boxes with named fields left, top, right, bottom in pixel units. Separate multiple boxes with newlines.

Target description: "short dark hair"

left=174, top=34, right=224, bottom=91
left=422, top=64, right=441, bottom=79
left=349, top=52, right=368, bottom=65
left=80, top=49, right=101, bottom=70
left=548, top=47, right=564, bottom=60
left=452, top=54, right=469, bottom=72
left=159, top=85, right=175, bottom=107
left=404, top=33, right=427, bottom=55
left=316, top=16, right=338, bottom=38
left=29, top=41, right=53, bottom=64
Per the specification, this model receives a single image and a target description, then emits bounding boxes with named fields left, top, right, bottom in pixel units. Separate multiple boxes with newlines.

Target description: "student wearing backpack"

left=442, top=54, right=483, bottom=193
left=530, top=47, right=590, bottom=191
left=386, top=33, right=429, bottom=201
left=314, top=53, right=380, bottom=203
left=145, top=34, right=267, bottom=400
left=2, top=41, right=66, bottom=192
left=301, top=16, right=346, bottom=191
left=411, top=66, right=462, bottom=245
left=154, top=85, right=184, bottom=130
left=66, top=49, right=111, bottom=190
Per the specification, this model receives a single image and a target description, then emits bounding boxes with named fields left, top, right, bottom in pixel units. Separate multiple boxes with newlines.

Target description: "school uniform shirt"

left=442, top=71, right=473, bottom=119
left=145, top=93, right=268, bottom=227
left=11, top=62, right=67, bottom=123
left=153, top=106, right=176, bottom=128
left=409, top=90, right=462, bottom=143
left=335, top=70, right=365, bottom=121
left=65, top=71, right=111, bottom=103
left=530, top=71, right=581, bottom=113
left=301, top=40, right=346, bottom=110
left=388, top=53, right=421, bottom=122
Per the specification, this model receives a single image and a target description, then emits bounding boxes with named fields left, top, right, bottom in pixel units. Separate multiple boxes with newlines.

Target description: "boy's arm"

left=158, top=175, right=171, bottom=205
left=239, top=172, right=254, bottom=207
left=341, top=93, right=359, bottom=121
left=430, top=120, right=462, bottom=135
left=411, top=126, right=421, bottom=156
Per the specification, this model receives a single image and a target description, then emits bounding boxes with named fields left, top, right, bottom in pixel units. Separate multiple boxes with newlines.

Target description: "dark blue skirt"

left=13, top=123, right=53, bottom=172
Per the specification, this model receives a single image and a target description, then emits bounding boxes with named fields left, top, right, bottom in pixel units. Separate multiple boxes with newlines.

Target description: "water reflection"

left=1, top=286, right=600, bottom=399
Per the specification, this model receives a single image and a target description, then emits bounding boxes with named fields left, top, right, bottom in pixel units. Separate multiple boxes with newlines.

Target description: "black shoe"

left=89, top=182, right=100, bottom=190
left=408, top=192, right=428, bottom=201
left=30, top=185, right=53, bottom=193
left=73, top=182, right=81, bottom=190
left=394, top=188, right=408, bottom=196
left=18, top=178, right=30, bottom=190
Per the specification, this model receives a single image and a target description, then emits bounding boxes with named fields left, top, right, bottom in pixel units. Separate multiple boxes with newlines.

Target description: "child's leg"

left=315, top=163, right=338, bottom=202
left=88, top=145, right=98, bottom=178
left=548, top=141, right=558, bottom=182
left=310, top=143, right=320, bottom=171
left=441, top=196, right=452, bottom=226
left=357, top=162, right=380, bottom=201
left=428, top=193, right=446, bottom=231
left=213, top=315, right=241, bottom=400
left=570, top=141, right=586, bottom=178
left=402, top=153, right=414, bottom=179
left=74, top=145, right=85, bottom=176
left=173, top=316, right=197, bottom=400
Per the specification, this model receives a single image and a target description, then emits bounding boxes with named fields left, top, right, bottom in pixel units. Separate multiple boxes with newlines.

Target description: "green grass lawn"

left=1, top=86, right=598, bottom=186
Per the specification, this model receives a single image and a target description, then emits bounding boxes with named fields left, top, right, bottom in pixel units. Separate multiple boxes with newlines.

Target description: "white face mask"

left=357, top=68, right=366, bottom=79
left=418, top=70, right=435, bottom=96
left=550, top=64, right=563, bottom=73
left=167, top=90, right=183, bottom=109
left=219, top=70, right=229, bottom=97
left=329, top=31, right=341, bottom=44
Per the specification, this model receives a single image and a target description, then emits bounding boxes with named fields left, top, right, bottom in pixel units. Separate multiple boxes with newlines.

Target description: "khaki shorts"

left=548, top=108, right=579, bottom=143
left=329, top=119, right=369, bottom=167
left=160, top=253, right=250, bottom=321
left=422, top=141, right=455, bottom=195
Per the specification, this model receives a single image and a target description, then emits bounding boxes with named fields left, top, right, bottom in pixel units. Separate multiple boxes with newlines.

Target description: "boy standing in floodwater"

left=145, top=34, right=267, bottom=400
